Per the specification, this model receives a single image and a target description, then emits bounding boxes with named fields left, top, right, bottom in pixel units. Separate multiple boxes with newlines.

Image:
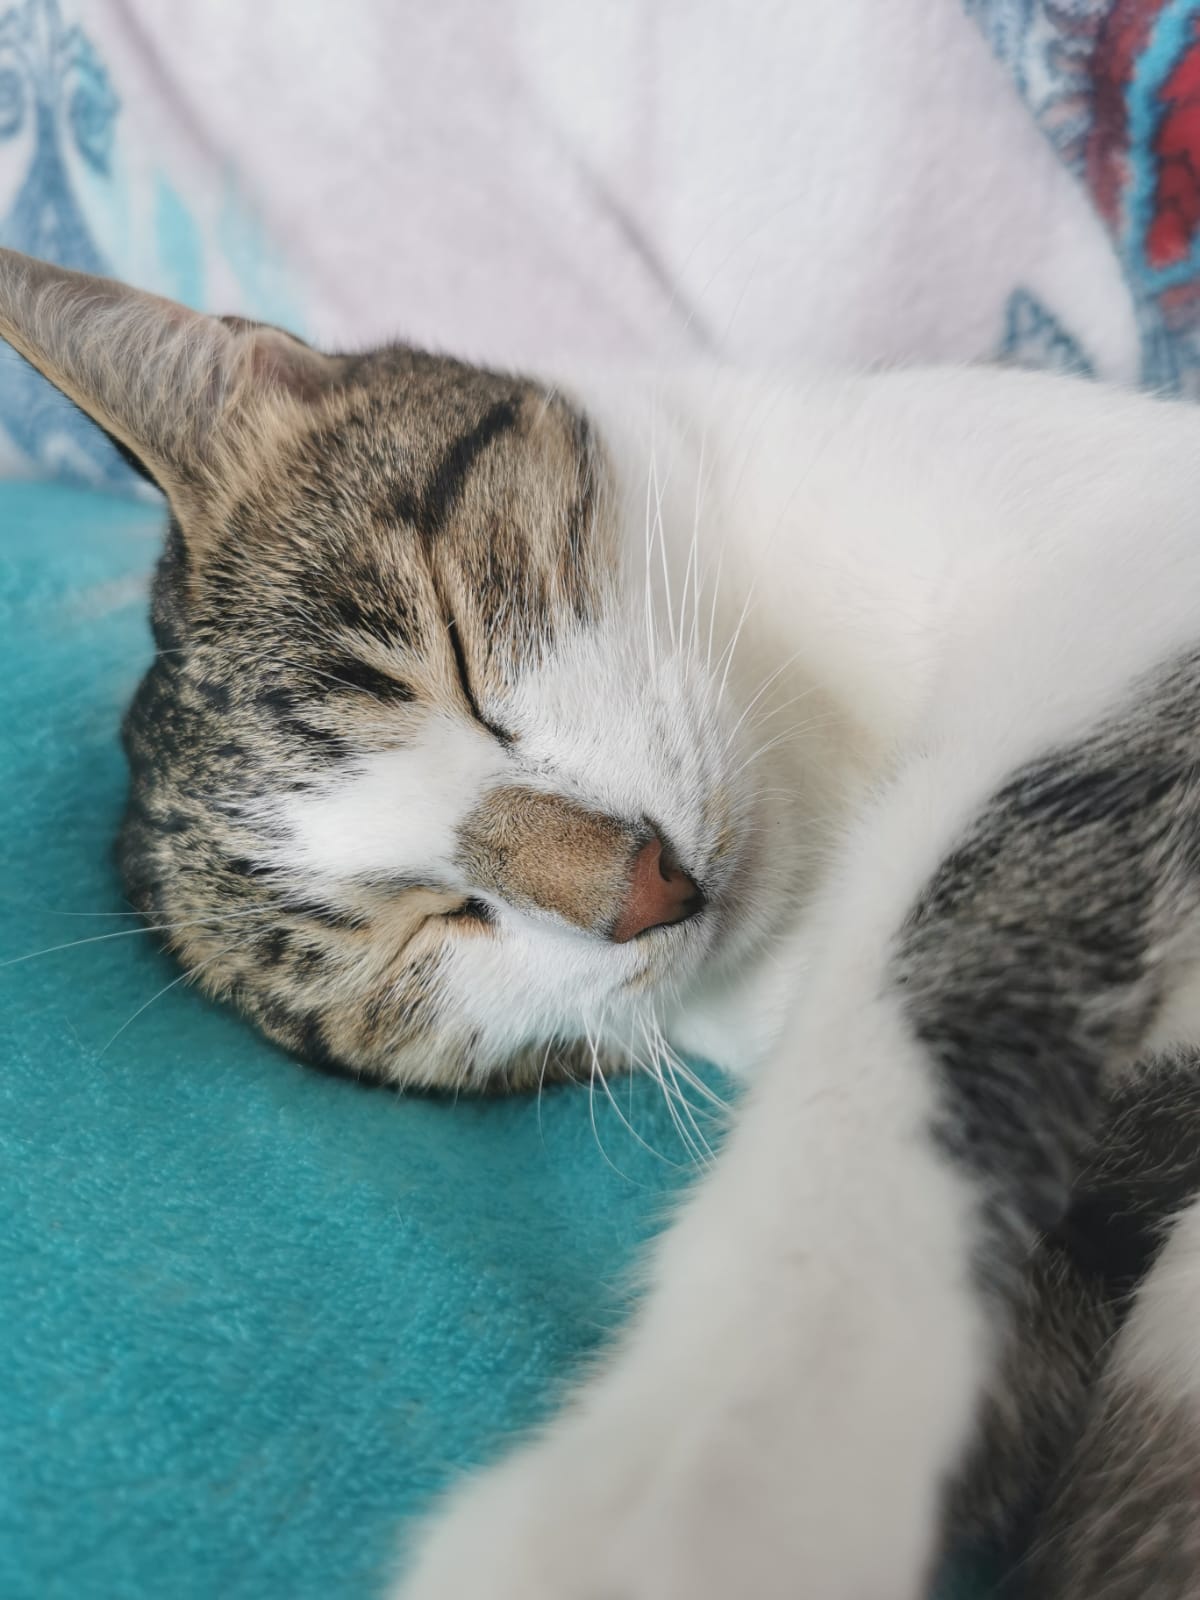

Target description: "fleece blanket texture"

left=0, top=479, right=719, bottom=1598
left=0, top=483, right=991, bottom=1598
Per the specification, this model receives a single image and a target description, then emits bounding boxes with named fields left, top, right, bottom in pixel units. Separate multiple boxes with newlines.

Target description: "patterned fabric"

left=0, top=0, right=301, bottom=487
left=999, top=285, right=1098, bottom=372
left=0, top=0, right=122, bottom=482
left=4, top=0, right=1175, bottom=485
left=969, top=0, right=1200, bottom=393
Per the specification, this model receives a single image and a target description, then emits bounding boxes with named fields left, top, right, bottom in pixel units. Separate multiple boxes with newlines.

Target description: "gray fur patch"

left=1026, top=1376, right=1200, bottom=1599
left=949, top=1244, right=1113, bottom=1553
left=896, top=651, right=1200, bottom=1259
left=948, top=1057, right=1200, bottom=1565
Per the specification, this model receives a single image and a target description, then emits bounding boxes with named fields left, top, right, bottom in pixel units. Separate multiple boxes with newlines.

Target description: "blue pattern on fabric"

left=0, top=0, right=127, bottom=483
left=969, top=0, right=1200, bottom=393
left=0, top=1, right=306, bottom=487
left=1000, top=288, right=1096, bottom=375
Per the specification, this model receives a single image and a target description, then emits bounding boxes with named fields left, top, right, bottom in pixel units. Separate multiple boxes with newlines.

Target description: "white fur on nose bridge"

left=260, top=714, right=508, bottom=885
left=504, top=620, right=719, bottom=864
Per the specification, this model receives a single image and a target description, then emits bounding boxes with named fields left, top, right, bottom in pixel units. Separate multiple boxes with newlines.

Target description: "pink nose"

left=610, top=836, right=705, bottom=943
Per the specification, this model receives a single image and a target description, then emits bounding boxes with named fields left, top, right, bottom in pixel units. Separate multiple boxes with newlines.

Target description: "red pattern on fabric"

left=1086, top=0, right=1168, bottom=226
left=1147, top=16, right=1200, bottom=265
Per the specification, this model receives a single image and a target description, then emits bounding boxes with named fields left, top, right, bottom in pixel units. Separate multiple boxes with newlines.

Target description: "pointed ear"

left=0, top=248, right=339, bottom=491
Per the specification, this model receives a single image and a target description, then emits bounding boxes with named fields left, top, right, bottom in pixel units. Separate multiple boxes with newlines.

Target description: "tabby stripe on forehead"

left=324, top=655, right=414, bottom=704
left=393, top=398, right=519, bottom=539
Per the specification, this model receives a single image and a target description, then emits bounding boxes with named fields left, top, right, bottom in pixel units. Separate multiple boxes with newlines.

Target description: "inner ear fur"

left=0, top=247, right=343, bottom=496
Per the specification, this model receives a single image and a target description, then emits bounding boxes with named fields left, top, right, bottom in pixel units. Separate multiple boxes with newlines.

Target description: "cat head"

left=0, top=251, right=767, bottom=1089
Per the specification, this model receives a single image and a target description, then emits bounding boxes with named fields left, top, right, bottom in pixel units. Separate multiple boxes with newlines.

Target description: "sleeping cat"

left=2, top=246, right=1199, bottom=1599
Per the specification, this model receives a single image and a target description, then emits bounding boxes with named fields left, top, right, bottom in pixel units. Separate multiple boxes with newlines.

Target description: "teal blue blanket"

left=0, top=482, right=987, bottom=1598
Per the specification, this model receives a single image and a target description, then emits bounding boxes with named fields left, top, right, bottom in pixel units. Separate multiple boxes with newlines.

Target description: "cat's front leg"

left=396, top=734, right=1056, bottom=1600
left=394, top=957, right=988, bottom=1600
left=396, top=665, right=1200, bottom=1596
left=406, top=590, right=1200, bottom=1598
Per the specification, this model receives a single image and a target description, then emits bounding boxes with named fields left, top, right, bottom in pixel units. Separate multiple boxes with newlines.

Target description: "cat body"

left=592, top=364, right=1200, bottom=1072
left=3, top=248, right=1200, bottom=1597
left=426, top=368, right=1200, bottom=1600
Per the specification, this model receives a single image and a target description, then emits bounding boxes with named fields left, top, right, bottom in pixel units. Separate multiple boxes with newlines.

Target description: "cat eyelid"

left=347, top=874, right=495, bottom=927
left=322, top=654, right=414, bottom=705
left=443, top=896, right=495, bottom=925
left=349, top=871, right=456, bottom=896
left=446, top=613, right=514, bottom=746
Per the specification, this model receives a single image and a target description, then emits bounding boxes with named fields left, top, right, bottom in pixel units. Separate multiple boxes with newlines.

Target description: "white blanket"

left=0, top=0, right=1140, bottom=483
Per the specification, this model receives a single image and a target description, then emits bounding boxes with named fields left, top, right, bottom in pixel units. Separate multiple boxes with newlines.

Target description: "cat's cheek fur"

left=250, top=714, right=508, bottom=891
left=394, top=987, right=986, bottom=1600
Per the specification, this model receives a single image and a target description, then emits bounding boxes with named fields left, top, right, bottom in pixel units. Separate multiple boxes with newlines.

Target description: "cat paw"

left=392, top=1355, right=947, bottom=1600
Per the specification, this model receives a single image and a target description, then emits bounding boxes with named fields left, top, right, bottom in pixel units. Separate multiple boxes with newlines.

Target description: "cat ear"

left=0, top=248, right=338, bottom=490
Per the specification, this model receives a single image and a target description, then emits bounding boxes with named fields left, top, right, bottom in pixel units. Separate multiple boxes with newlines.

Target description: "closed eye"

left=349, top=873, right=495, bottom=927
left=446, top=614, right=513, bottom=746
left=444, top=896, right=494, bottom=926
left=324, top=655, right=414, bottom=704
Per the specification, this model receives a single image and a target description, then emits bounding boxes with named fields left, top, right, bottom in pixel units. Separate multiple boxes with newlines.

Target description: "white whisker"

left=98, top=939, right=240, bottom=1056
left=0, top=906, right=268, bottom=970
left=585, top=1020, right=630, bottom=1182
left=649, top=399, right=677, bottom=654
left=723, top=658, right=815, bottom=752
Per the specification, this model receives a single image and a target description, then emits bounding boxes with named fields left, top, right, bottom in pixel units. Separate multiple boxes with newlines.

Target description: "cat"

left=3, top=245, right=1200, bottom=1599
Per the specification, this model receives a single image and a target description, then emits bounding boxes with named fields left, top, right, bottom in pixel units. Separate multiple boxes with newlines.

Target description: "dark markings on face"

left=258, top=928, right=292, bottom=967
left=278, top=896, right=369, bottom=932
left=328, top=582, right=416, bottom=649
left=275, top=715, right=348, bottom=759
left=225, top=855, right=275, bottom=882
left=192, top=674, right=231, bottom=713
left=115, top=340, right=614, bottom=1088
left=293, top=1009, right=351, bottom=1078
left=321, top=654, right=415, bottom=705
left=445, top=613, right=510, bottom=743
left=390, top=397, right=519, bottom=541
